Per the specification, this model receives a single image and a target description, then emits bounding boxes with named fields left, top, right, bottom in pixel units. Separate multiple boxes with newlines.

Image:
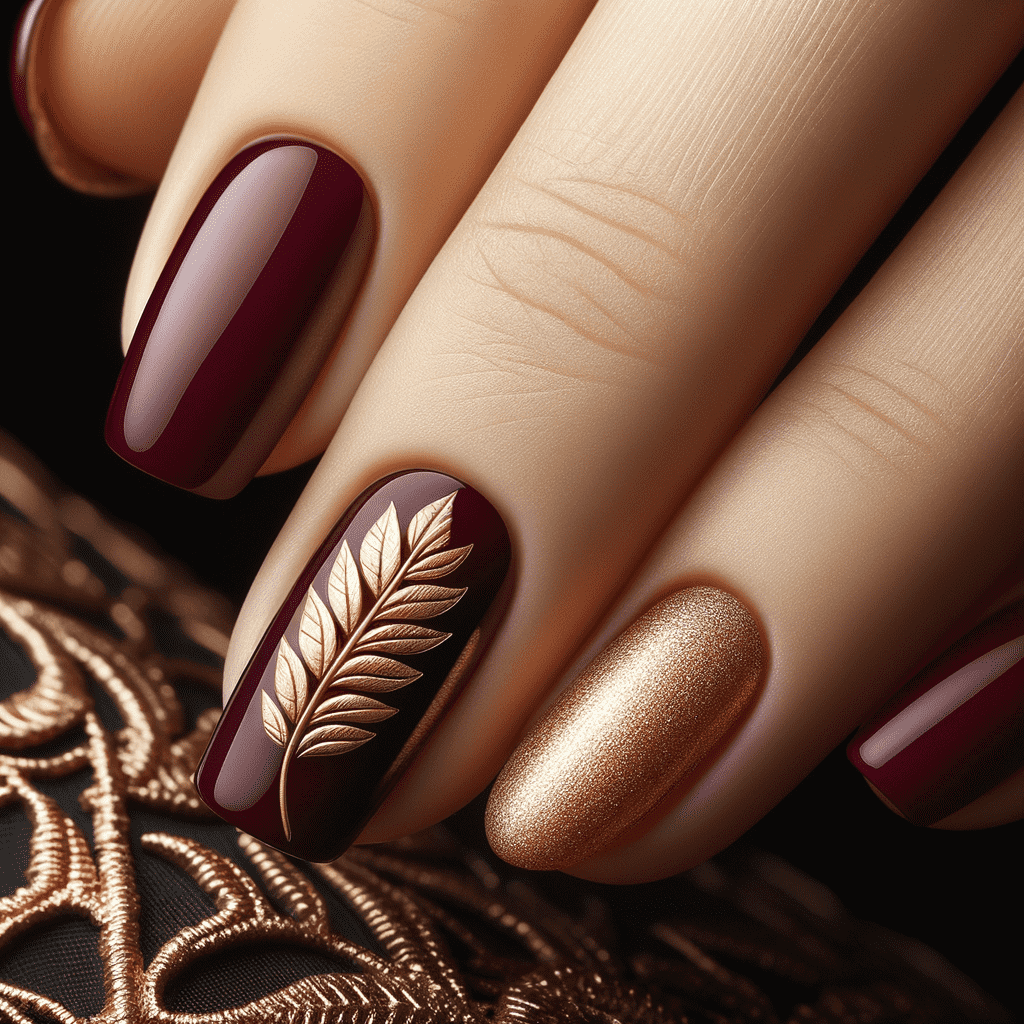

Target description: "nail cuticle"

left=195, top=470, right=512, bottom=862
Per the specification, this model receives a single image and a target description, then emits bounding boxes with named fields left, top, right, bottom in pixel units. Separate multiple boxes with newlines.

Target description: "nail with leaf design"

left=195, top=471, right=512, bottom=861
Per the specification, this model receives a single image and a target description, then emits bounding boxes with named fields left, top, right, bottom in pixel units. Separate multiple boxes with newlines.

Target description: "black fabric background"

left=4, top=9, right=1021, bottom=1015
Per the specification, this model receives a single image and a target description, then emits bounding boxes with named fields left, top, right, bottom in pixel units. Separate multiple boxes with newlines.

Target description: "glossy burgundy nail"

left=848, top=600, right=1024, bottom=825
left=195, top=471, right=512, bottom=862
left=105, top=139, right=364, bottom=495
left=10, top=0, right=46, bottom=137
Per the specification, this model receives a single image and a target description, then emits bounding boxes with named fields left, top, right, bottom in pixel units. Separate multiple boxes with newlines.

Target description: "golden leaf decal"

left=381, top=585, right=468, bottom=620
left=298, top=588, right=336, bottom=678
left=330, top=654, right=423, bottom=693
left=262, top=691, right=289, bottom=747
left=355, top=623, right=452, bottom=655
left=406, top=492, right=455, bottom=553
left=360, top=502, right=402, bottom=597
left=315, top=693, right=398, bottom=722
left=405, top=544, right=473, bottom=581
left=297, top=724, right=374, bottom=758
left=274, top=637, right=307, bottom=723
left=263, top=490, right=472, bottom=839
left=327, top=538, right=361, bottom=635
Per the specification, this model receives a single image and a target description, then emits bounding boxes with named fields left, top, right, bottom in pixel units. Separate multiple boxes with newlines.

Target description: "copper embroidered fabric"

left=0, top=432, right=1009, bottom=1023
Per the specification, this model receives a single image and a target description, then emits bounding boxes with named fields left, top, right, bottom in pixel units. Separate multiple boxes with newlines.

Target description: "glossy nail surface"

left=486, top=586, right=764, bottom=871
left=848, top=600, right=1024, bottom=825
left=195, top=471, right=512, bottom=862
left=106, top=139, right=364, bottom=494
left=11, top=0, right=46, bottom=137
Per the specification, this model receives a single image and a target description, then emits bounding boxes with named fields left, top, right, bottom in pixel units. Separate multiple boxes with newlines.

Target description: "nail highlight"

left=486, top=585, right=764, bottom=871
left=195, top=471, right=512, bottom=862
left=848, top=599, right=1024, bottom=825
left=106, top=139, right=365, bottom=496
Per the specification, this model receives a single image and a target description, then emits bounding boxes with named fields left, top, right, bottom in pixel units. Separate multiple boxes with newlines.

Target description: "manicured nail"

left=11, top=0, right=47, bottom=137
left=486, top=586, right=764, bottom=871
left=848, top=600, right=1024, bottom=826
left=195, top=471, right=512, bottom=862
left=105, top=139, right=365, bottom=496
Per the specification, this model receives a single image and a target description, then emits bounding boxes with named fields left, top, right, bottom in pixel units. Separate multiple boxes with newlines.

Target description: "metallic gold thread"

left=1, top=440, right=960, bottom=1022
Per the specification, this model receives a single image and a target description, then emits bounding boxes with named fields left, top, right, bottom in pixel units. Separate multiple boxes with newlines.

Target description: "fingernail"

left=11, top=0, right=47, bottom=137
left=848, top=600, right=1024, bottom=825
left=11, top=0, right=151, bottom=195
left=486, top=586, right=764, bottom=871
left=105, top=139, right=366, bottom=496
left=195, top=471, right=512, bottom=862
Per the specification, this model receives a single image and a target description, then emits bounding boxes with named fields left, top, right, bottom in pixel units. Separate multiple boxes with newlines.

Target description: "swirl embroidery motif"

left=0, top=436, right=992, bottom=1024
left=262, top=492, right=472, bottom=839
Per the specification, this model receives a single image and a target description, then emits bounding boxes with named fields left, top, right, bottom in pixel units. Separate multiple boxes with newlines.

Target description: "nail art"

left=486, top=586, right=764, bottom=871
left=105, top=139, right=365, bottom=495
left=195, top=471, right=512, bottom=862
left=848, top=599, right=1024, bottom=825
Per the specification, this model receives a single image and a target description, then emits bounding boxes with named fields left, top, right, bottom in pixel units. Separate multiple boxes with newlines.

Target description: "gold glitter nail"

left=486, top=586, right=764, bottom=870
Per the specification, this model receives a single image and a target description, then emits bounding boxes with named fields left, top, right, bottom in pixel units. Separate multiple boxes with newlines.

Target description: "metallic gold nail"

left=486, top=585, right=764, bottom=870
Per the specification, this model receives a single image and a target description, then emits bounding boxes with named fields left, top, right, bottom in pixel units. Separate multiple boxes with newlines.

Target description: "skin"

left=117, top=0, right=599, bottom=469
left=26, top=0, right=1024, bottom=847
left=535, top=89, right=1024, bottom=878
left=8, top=0, right=1024, bottom=1001
left=203, top=0, right=1023, bottom=855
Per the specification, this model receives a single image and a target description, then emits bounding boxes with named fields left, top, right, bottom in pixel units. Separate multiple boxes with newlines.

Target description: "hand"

left=12, top=0, right=1024, bottom=886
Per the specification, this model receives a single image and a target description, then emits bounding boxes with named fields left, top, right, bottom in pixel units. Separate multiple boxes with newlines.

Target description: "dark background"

left=5, top=9, right=1021, bottom=1015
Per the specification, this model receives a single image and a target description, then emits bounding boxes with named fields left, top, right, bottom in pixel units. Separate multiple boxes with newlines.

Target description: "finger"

left=13, top=0, right=235, bottom=192
left=485, top=76, right=1024, bottom=881
left=192, top=1, right=1024, bottom=860
left=929, top=763, right=1024, bottom=831
left=849, top=573, right=1024, bottom=830
left=103, top=0, right=596, bottom=496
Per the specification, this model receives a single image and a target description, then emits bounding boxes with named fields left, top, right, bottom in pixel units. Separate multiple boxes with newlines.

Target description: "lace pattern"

left=0, top=433, right=1008, bottom=1023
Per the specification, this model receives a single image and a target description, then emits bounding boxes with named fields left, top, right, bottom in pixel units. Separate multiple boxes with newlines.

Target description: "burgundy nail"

left=848, top=600, right=1024, bottom=825
left=105, top=139, right=365, bottom=495
left=10, top=0, right=47, bottom=137
left=195, top=471, right=513, bottom=861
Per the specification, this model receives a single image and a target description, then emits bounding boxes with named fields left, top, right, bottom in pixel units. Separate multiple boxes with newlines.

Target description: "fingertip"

left=901, top=764, right=1024, bottom=832
left=11, top=0, right=155, bottom=194
left=848, top=599, right=1024, bottom=827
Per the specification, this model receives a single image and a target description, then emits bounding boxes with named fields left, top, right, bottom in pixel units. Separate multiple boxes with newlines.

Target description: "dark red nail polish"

left=11, top=0, right=47, bottom=137
left=105, top=139, right=365, bottom=495
left=848, top=600, right=1024, bottom=825
left=195, top=471, right=513, bottom=861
